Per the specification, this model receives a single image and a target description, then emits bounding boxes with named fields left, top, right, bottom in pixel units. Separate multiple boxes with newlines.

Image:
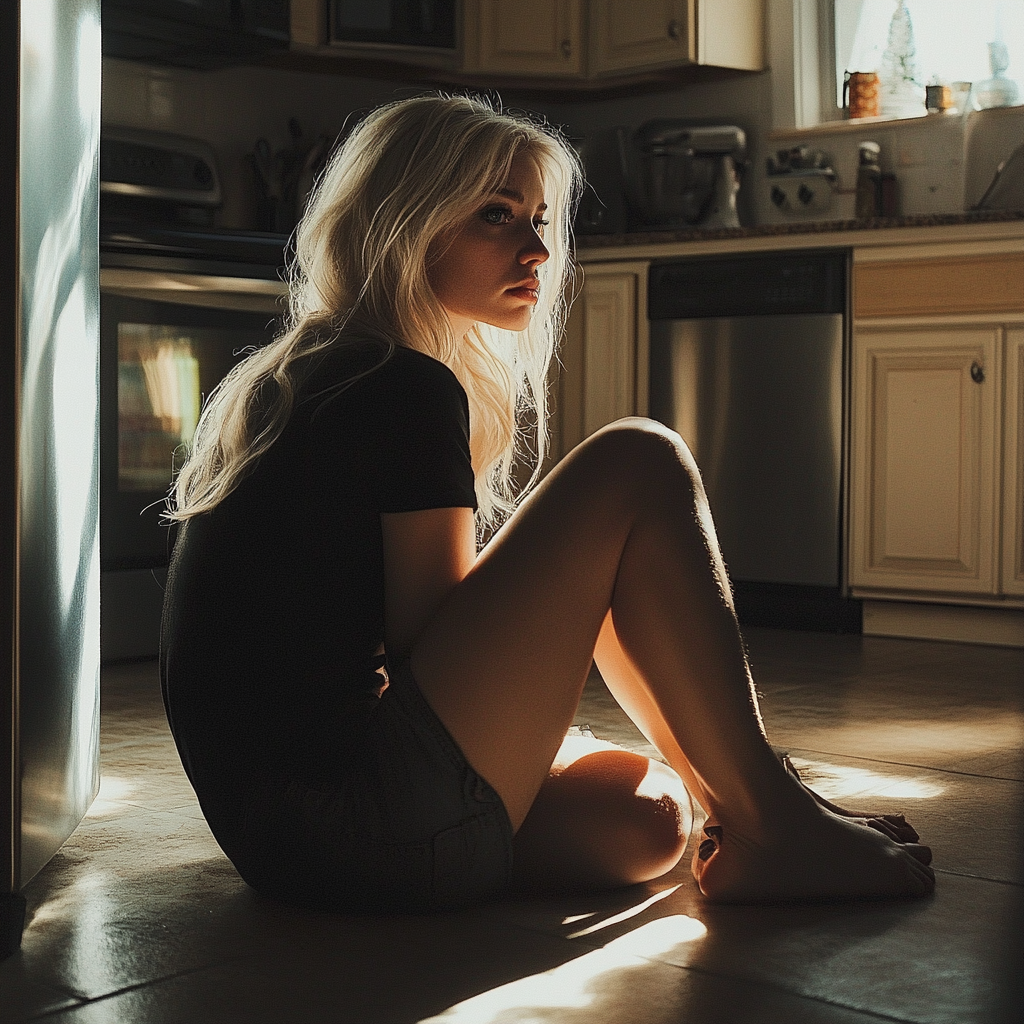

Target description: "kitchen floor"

left=2, top=627, right=1022, bottom=1024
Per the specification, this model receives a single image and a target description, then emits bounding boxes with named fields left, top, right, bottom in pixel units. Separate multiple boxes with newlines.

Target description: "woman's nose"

left=520, top=230, right=549, bottom=266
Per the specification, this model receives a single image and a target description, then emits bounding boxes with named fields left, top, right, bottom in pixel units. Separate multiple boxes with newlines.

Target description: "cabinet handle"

left=560, top=38, right=572, bottom=58
left=668, top=19, right=681, bottom=40
left=970, top=361, right=985, bottom=383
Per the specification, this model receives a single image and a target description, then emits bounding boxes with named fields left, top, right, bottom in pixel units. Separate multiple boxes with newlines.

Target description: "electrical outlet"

left=768, top=172, right=834, bottom=215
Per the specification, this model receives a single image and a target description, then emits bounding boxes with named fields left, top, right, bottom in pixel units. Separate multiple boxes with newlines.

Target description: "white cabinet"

left=555, top=263, right=649, bottom=458
left=849, top=246, right=1024, bottom=612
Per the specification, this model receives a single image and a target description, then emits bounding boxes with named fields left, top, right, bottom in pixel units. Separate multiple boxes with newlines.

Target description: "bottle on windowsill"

left=855, top=141, right=882, bottom=219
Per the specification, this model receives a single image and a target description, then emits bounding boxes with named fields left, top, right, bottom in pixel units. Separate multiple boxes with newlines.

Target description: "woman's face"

left=428, top=151, right=550, bottom=338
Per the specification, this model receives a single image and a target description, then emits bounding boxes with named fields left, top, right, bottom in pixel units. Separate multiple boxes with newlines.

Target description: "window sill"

left=768, top=111, right=945, bottom=140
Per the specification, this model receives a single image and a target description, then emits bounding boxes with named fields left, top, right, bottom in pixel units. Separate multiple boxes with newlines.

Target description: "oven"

left=100, top=135, right=289, bottom=659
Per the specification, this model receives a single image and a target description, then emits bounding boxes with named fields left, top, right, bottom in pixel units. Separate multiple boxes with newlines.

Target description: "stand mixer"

left=618, top=121, right=747, bottom=230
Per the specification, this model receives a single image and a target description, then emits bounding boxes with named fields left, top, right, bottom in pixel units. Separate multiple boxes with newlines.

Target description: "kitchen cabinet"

left=849, top=246, right=1024, bottom=611
left=290, top=0, right=763, bottom=82
left=1003, top=328, right=1024, bottom=596
left=556, top=262, right=649, bottom=457
left=467, top=0, right=583, bottom=78
left=469, top=0, right=763, bottom=78
left=588, top=0, right=692, bottom=76
left=849, top=325, right=1000, bottom=595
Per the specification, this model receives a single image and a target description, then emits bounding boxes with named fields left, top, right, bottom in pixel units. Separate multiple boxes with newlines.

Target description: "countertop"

left=574, top=209, right=1024, bottom=261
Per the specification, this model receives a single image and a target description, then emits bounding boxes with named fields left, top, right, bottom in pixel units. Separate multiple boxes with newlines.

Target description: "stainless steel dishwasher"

left=648, top=249, right=860, bottom=631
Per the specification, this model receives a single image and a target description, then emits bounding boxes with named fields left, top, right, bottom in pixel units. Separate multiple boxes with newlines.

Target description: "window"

left=834, top=0, right=1024, bottom=112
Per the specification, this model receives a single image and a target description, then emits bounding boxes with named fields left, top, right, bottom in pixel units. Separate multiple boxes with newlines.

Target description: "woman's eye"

left=534, top=218, right=550, bottom=232
left=481, top=205, right=513, bottom=225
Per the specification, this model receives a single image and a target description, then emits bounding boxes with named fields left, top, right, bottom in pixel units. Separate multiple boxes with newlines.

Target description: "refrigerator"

left=2, top=0, right=102, bottom=956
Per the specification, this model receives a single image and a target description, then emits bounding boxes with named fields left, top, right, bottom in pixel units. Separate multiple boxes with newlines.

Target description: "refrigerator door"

left=2, top=0, right=102, bottom=931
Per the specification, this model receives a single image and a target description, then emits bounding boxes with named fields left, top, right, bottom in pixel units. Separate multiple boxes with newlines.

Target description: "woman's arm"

left=380, top=506, right=477, bottom=664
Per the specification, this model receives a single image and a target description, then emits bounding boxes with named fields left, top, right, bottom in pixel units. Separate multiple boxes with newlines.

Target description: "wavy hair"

left=168, top=94, right=581, bottom=528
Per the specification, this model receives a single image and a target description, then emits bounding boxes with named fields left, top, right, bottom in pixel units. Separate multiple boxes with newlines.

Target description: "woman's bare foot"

left=691, top=786, right=935, bottom=903
left=780, top=754, right=920, bottom=843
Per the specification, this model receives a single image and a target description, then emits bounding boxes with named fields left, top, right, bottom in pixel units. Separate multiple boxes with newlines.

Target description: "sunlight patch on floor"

left=563, top=885, right=681, bottom=940
left=421, top=915, right=707, bottom=1023
left=798, top=712, right=1024, bottom=760
left=791, top=758, right=945, bottom=800
left=83, top=774, right=136, bottom=818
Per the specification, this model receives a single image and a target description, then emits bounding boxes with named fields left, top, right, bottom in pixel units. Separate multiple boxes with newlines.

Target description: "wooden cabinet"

left=469, top=0, right=583, bottom=77
left=555, top=263, right=648, bottom=458
left=292, top=0, right=763, bottom=81
left=471, top=0, right=763, bottom=78
left=1004, top=328, right=1024, bottom=596
left=588, top=0, right=692, bottom=76
left=850, top=326, right=1000, bottom=594
left=849, top=246, right=1024, bottom=610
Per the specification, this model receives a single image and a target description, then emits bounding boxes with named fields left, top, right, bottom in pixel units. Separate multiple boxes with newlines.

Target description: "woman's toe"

left=903, top=842, right=932, bottom=866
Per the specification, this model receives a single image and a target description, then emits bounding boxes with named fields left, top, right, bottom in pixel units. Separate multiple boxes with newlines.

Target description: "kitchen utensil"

left=252, top=137, right=276, bottom=198
left=974, top=141, right=1024, bottom=211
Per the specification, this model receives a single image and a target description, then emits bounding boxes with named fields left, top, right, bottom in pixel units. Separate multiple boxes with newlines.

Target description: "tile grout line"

left=501, top=919, right=939, bottom=1024
left=26, top=953, right=264, bottom=1022
left=787, top=747, right=1023, bottom=782
left=649, top=960, right=942, bottom=1024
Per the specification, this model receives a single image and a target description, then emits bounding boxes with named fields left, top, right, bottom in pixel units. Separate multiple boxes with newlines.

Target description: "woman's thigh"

left=409, top=418, right=695, bottom=829
left=511, top=736, right=692, bottom=893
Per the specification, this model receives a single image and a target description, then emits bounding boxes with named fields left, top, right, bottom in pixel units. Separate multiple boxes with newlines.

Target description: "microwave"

left=329, top=0, right=456, bottom=49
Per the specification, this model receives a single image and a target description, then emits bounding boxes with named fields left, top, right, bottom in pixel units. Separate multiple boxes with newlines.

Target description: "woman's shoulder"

left=305, top=336, right=463, bottom=398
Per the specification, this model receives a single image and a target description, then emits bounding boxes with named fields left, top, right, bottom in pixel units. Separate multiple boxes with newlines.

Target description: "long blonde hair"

left=168, top=94, right=581, bottom=527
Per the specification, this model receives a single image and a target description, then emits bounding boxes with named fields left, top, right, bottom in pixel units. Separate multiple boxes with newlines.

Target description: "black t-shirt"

left=160, top=342, right=477, bottom=805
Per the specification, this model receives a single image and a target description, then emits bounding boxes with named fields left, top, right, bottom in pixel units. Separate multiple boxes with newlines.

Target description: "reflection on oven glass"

left=118, top=323, right=201, bottom=492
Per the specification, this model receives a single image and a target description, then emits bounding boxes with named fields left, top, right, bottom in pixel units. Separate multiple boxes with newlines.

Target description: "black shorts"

left=230, top=660, right=515, bottom=913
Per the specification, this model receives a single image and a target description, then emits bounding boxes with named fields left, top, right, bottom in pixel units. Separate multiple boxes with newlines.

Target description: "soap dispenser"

left=855, top=141, right=882, bottom=218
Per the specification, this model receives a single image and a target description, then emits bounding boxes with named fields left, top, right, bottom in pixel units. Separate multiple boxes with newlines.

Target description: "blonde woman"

left=161, top=94, right=933, bottom=912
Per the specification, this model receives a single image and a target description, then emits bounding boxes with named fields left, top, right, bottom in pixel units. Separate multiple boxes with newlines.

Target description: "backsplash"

left=757, top=105, right=1024, bottom=225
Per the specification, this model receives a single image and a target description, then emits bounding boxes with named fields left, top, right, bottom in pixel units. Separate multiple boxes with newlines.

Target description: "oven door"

left=100, top=268, right=286, bottom=659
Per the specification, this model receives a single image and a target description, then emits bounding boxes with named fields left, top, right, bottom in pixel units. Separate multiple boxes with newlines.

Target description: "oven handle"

left=100, top=268, right=288, bottom=312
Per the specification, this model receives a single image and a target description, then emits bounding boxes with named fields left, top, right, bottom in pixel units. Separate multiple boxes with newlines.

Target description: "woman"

left=161, top=94, right=933, bottom=912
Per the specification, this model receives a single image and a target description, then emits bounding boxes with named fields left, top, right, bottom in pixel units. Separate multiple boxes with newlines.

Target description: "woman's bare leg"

left=410, top=419, right=934, bottom=901
left=510, top=735, right=692, bottom=894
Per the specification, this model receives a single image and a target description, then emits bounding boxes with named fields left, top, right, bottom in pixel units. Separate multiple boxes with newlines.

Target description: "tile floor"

left=2, top=627, right=1022, bottom=1023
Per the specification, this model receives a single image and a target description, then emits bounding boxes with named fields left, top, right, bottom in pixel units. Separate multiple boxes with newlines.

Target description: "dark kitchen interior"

left=3, top=1, right=1023, bottom=1022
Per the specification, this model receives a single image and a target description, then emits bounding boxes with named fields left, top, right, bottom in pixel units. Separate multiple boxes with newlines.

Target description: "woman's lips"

left=507, top=284, right=539, bottom=302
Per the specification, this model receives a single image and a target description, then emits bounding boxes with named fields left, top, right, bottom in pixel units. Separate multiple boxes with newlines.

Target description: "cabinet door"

left=582, top=272, right=639, bottom=437
left=475, top=0, right=582, bottom=76
left=557, top=267, right=646, bottom=458
left=589, top=0, right=693, bottom=75
left=850, top=326, right=1000, bottom=594
left=1004, top=328, right=1024, bottom=596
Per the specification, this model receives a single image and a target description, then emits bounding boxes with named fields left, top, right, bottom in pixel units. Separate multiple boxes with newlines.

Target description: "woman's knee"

left=557, top=749, right=692, bottom=883
left=573, top=418, right=704, bottom=504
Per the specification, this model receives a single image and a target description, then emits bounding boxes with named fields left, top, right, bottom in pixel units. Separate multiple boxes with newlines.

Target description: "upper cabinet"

left=290, top=0, right=764, bottom=84
left=588, top=0, right=692, bottom=77
left=466, top=0, right=584, bottom=78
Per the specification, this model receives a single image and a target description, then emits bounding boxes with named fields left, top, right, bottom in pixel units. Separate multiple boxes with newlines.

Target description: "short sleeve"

left=353, top=348, right=477, bottom=513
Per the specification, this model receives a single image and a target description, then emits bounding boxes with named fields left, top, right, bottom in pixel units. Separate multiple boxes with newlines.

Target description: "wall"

left=102, top=58, right=421, bottom=228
